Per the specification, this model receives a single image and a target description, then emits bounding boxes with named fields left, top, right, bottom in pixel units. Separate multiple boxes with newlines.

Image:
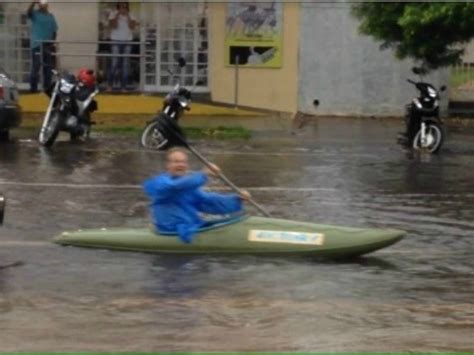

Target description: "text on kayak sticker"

left=248, top=230, right=325, bottom=245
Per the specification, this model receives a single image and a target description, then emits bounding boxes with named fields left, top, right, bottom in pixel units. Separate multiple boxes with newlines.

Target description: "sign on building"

left=225, top=2, right=282, bottom=68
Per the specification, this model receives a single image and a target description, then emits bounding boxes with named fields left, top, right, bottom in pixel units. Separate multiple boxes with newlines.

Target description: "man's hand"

left=239, top=189, right=251, bottom=201
left=203, top=163, right=221, bottom=178
left=27, top=1, right=38, bottom=16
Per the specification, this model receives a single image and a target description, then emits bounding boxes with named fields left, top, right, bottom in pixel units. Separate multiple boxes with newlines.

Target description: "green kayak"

left=53, top=216, right=405, bottom=258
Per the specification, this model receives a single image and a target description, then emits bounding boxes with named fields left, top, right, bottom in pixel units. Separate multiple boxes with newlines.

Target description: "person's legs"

left=107, top=44, right=120, bottom=89
left=121, top=44, right=132, bottom=89
left=42, top=44, right=54, bottom=91
left=29, top=47, right=41, bottom=93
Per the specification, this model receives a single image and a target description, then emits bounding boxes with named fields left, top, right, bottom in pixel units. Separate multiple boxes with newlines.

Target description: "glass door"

left=142, top=2, right=208, bottom=93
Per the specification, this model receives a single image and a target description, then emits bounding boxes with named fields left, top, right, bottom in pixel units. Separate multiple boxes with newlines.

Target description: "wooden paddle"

left=0, top=261, right=24, bottom=270
left=164, top=124, right=272, bottom=217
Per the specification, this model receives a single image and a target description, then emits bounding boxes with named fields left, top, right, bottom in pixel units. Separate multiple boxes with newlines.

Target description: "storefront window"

left=98, top=1, right=141, bottom=90
left=141, top=2, right=209, bottom=92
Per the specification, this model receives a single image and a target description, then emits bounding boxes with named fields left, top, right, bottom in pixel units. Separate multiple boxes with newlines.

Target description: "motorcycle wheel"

left=70, top=125, right=89, bottom=141
left=0, top=130, right=10, bottom=142
left=70, top=132, right=80, bottom=141
left=412, top=123, right=444, bottom=154
left=140, top=121, right=169, bottom=150
left=38, top=110, right=61, bottom=147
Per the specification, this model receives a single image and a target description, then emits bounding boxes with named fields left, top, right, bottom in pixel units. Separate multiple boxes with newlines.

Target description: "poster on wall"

left=225, top=2, right=282, bottom=68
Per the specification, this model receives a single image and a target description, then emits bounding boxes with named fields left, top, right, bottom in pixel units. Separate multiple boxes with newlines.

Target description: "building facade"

left=297, top=2, right=448, bottom=117
left=0, top=1, right=210, bottom=94
left=0, top=1, right=450, bottom=116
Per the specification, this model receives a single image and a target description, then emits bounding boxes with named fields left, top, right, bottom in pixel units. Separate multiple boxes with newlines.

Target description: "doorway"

left=141, top=2, right=209, bottom=93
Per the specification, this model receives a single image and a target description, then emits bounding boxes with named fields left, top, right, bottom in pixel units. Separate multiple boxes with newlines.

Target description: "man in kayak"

left=143, top=147, right=251, bottom=244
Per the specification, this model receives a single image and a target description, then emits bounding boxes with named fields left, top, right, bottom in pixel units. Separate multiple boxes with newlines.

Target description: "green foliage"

left=351, top=3, right=474, bottom=71
left=93, top=126, right=251, bottom=140
left=184, top=126, right=251, bottom=140
left=450, top=65, right=474, bottom=88
left=20, top=124, right=252, bottom=140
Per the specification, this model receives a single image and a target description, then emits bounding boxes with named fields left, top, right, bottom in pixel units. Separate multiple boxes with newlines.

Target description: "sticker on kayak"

left=248, top=230, right=325, bottom=245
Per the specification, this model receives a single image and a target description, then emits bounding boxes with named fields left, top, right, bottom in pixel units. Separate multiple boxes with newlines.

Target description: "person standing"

left=27, top=0, right=58, bottom=93
left=107, top=1, right=137, bottom=91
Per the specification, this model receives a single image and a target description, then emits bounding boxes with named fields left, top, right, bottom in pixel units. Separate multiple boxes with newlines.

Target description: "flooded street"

left=0, top=116, right=473, bottom=351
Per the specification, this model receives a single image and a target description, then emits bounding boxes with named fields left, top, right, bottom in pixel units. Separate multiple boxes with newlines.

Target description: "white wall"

left=49, top=0, right=99, bottom=73
left=298, top=3, right=449, bottom=117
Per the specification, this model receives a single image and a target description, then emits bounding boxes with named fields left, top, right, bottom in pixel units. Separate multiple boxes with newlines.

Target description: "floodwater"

left=0, top=116, right=473, bottom=352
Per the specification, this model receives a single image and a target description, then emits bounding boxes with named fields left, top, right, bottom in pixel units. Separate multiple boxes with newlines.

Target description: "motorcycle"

left=140, top=58, right=191, bottom=150
left=398, top=67, right=446, bottom=154
left=38, top=68, right=99, bottom=147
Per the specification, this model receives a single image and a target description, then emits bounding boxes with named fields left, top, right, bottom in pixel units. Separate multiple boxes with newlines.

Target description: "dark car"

left=0, top=67, right=22, bottom=141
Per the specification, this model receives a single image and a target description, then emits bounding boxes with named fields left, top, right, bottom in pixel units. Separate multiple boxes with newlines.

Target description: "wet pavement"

left=0, top=116, right=473, bottom=351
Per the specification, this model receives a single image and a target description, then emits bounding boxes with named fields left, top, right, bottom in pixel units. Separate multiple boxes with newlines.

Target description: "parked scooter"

left=38, top=68, right=99, bottom=147
left=398, top=67, right=446, bottom=154
left=140, top=58, right=191, bottom=150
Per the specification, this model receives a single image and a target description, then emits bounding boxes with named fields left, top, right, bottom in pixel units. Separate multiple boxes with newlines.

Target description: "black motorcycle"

left=38, top=69, right=99, bottom=147
left=140, top=59, right=191, bottom=150
left=398, top=67, right=446, bottom=154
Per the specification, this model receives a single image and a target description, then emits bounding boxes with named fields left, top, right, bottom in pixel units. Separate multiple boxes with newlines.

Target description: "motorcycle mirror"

left=177, top=57, right=186, bottom=68
left=0, top=194, right=5, bottom=225
left=313, top=99, right=320, bottom=107
left=440, top=85, right=447, bottom=92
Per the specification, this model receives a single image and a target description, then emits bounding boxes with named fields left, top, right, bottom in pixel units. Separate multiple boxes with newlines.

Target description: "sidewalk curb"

left=19, top=93, right=263, bottom=116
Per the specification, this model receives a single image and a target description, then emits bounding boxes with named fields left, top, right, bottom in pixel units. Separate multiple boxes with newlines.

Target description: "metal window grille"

left=142, top=2, right=209, bottom=93
left=0, top=3, right=31, bottom=89
left=0, top=2, right=209, bottom=93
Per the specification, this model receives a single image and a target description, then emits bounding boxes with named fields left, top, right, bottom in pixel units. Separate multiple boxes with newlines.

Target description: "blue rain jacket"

left=143, top=172, right=242, bottom=243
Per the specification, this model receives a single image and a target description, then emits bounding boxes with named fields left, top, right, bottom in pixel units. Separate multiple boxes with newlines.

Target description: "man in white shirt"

left=107, top=1, right=137, bottom=90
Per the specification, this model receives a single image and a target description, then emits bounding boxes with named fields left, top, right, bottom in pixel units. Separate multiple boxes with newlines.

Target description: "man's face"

left=166, top=151, right=189, bottom=176
left=38, top=0, right=48, bottom=11
left=118, top=2, right=128, bottom=14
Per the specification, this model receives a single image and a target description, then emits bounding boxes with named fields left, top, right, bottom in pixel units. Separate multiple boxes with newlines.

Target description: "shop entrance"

left=141, top=2, right=209, bottom=93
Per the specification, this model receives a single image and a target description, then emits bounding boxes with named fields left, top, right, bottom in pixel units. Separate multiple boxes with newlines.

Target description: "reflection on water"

left=0, top=118, right=473, bottom=351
